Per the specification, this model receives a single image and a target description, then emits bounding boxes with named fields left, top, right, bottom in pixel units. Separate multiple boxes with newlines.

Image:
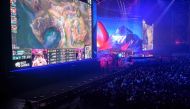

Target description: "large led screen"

left=97, top=17, right=154, bottom=57
left=97, top=17, right=143, bottom=56
left=142, top=20, right=154, bottom=51
left=10, top=0, right=92, bottom=69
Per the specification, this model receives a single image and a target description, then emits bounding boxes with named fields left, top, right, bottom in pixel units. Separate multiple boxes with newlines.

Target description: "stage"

left=2, top=59, right=127, bottom=109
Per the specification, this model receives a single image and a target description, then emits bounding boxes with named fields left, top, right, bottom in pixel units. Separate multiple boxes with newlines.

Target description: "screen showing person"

left=85, top=46, right=92, bottom=59
left=76, top=49, right=84, bottom=60
left=32, top=49, right=48, bottom=67
left=142, top=20, right=154, bottom=51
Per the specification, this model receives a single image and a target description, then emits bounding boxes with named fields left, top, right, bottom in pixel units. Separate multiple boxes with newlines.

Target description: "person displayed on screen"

left=142, top=20, right=153, bottom=50
left=85, top=46, right=91, bottom=58
left=32, top=51, right=47, bottom=67
left=77, top=49, right=83, bottom=60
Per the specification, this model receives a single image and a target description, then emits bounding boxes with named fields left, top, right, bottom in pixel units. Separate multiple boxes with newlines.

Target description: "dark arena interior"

left=1, top=0, right=190, bottom=109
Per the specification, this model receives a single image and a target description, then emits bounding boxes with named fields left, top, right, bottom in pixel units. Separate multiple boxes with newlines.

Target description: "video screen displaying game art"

left=10, top=0, right=92, bottom=69
left=142, top=20, right=154, bottom=51
left=97, top=17, right=154, bottom=57
left=97, top=17, right=143, bottom=57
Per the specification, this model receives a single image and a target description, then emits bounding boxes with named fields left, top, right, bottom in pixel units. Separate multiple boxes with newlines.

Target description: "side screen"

left=142, top=20, right=154, bottom=51
left=10, top=0, right=92, bottom=69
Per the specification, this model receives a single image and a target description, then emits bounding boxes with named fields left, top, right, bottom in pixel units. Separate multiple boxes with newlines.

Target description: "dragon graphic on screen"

left=97, top=18, right=142, bottom=52
left=96, top=17, right=153, bottom=59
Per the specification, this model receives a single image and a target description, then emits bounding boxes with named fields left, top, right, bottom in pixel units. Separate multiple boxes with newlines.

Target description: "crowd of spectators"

left=77, top=56, right=190, bottom=109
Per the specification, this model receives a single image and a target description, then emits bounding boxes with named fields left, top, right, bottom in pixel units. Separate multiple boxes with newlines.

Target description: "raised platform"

left=1, top=59, right=126, bottom=109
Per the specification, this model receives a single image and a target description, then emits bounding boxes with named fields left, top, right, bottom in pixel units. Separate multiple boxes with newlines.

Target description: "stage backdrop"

left=97, top=17, right=147, bottom=57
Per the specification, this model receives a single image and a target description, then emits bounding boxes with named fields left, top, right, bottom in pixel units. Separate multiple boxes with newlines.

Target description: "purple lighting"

left=175, top=40, right=185, bottom=45
left=155, top=0, right=175, bottom=25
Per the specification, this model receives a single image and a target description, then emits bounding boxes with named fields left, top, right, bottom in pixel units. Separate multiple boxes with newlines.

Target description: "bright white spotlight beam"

left=155, top=0, right=175, bottom=25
